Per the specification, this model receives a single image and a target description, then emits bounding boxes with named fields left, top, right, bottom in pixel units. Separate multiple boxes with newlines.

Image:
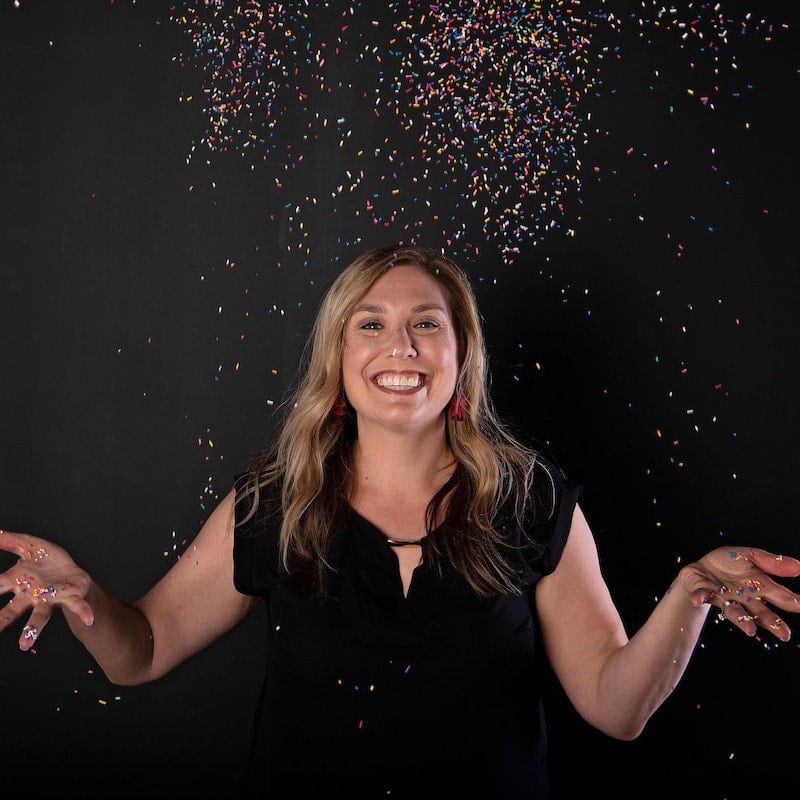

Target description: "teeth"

left=377, top=374, right=421, bottom=388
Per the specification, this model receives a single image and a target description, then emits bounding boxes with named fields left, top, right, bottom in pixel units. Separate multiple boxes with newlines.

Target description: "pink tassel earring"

left=329, top=396, right=347, bottom=425
left=448, top=392, right=467, bottom=422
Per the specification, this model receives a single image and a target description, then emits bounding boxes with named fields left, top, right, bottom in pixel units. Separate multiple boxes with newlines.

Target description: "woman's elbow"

left=585, top=706, right=654, bottom=741
left=602, top=721, right=646, bottom=742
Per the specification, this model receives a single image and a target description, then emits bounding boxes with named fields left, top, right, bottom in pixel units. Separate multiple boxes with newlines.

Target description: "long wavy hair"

left=237, top=244, right=552, bottom=597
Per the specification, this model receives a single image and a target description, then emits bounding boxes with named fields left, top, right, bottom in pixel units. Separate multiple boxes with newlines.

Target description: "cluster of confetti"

left=622, top=2, right=787, bottom=111
left=170, top=1, right=593, bottom=261
left=172, top=1, right=377, bottom=165
left=169, top=1, right=792, bottom=264
left=387, top=1, right=591, bottom=259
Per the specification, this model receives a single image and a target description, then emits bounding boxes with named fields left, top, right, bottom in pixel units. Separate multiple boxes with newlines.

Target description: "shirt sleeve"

left=537, top=464, right=582, bottom=575
left=516, top=458, right=582, bottom=581
left=232, top=473, right=283, bottom=596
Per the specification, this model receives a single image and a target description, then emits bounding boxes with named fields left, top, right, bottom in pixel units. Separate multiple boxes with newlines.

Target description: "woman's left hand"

left=681, top=547, right=800, bottom=641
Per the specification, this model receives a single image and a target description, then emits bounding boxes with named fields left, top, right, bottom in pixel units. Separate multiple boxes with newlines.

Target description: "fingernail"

left=22, top=624, right=39, bottom=643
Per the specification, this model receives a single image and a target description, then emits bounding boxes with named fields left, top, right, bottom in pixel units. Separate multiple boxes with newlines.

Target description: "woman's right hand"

left=0, top=529, right=94, bottom=650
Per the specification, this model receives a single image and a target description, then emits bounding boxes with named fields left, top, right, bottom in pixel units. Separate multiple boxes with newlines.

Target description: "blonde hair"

left=237, top=244, right=551, bottom=596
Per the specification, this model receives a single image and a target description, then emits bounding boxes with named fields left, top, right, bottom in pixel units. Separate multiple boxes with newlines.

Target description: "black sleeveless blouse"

left=233, top=463, right=581, bottom=799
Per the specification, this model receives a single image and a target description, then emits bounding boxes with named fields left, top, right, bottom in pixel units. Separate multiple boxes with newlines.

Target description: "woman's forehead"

left=356, top=264, right=449, bottom=305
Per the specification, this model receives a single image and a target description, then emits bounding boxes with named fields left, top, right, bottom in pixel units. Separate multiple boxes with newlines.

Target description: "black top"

left=233, top=463, right=582, bottom=800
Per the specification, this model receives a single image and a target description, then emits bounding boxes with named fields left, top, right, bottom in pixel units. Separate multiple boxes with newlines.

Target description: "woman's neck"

left=350, top=425, right=454, bottom=497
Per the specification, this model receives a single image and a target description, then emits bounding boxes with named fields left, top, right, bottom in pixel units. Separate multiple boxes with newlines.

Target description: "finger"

left=717, top=568, right=800, bottom=623
left=770, top=591, right=800, bottom=618
left=684, top=569, right=718, bottom=607
left=59, top=591, right=95, bottom=627
left=26, top=579, right=95, bottom=627
left=733, top=603, right=790, bottom=642
left=18, top=607, right=54, bottom=651
left=715, top=595, right=758, bottom=636
left=746, top=549, right=800, bottom=578
left=0, top=596, right=26, bottom=634
left=748, top=574, right=800, bottom=618
left=2, top=579, right=94, bottom=631
left=716, top=588, right=793, bottom=642
left=689, top=586, right=715, bottom=608
left=762, top=614, right=792, bottom=641
left=0, top=530, right=46, bottom=561
left=684, top=568, right=723, bottom=608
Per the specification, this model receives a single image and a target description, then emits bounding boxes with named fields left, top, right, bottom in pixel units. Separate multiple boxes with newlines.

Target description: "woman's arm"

left=535, top=505, right=800, bottom=740
left=0, top=489, right=258, bottom=685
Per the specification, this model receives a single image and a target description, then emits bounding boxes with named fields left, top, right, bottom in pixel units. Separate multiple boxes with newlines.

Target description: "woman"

left=1, top=244, right=798, bottom=798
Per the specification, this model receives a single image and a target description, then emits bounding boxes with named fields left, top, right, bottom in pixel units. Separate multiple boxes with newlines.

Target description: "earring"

left=329, top=396, right=347, bottom=425
left=448, top=392, right=467, bottom=421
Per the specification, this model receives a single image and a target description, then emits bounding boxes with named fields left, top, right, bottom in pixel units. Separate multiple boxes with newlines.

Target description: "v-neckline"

left=350, top=508, right=428, bottom=599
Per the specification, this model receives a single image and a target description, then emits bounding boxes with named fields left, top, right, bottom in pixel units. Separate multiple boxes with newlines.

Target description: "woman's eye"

left=355, top=319, right=440, bottom=331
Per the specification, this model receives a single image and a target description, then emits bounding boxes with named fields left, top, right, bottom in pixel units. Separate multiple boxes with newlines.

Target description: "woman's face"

left=342, top=264, right=459, bottom=435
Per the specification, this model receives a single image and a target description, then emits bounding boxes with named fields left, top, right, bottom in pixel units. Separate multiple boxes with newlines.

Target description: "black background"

left=1, top=2, right=798, bottom=797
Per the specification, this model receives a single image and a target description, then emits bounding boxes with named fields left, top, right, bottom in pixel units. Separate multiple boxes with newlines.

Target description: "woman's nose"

left=388, top=327, right=417, bottom=358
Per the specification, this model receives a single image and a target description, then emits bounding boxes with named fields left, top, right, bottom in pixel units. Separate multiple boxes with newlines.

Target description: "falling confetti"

left=169, top=1, right=794, bottom=264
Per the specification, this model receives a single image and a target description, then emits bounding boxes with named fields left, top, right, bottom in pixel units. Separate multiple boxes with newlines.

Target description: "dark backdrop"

left=1, top=2, right=798, bottom=797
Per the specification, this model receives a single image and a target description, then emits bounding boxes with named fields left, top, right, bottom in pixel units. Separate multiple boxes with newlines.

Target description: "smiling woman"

left=238, top=244, right=542, bottom=601
left=1, top=244, right=799, bottom=800
left=342, top=264, right=459, bottom=432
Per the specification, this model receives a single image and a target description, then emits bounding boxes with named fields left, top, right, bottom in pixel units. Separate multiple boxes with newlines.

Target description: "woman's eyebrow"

left=411, top=303, right=447, bottom=314
left=351, top=302, right=447, bottom=314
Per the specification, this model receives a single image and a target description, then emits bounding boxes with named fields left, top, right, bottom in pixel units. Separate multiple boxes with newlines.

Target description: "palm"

left=685, top=546, right=800, bottom=641
left=0, top=530, right=93, bottom=650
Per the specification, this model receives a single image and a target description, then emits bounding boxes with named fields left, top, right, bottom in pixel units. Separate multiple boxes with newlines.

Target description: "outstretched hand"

left=0, top=529, right=94, bottom=651
left=681, top=547, right=800, bottom=641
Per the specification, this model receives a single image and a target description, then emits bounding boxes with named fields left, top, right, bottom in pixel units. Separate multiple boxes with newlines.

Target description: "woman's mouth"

left=375, top=372, right=423, bottom=389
